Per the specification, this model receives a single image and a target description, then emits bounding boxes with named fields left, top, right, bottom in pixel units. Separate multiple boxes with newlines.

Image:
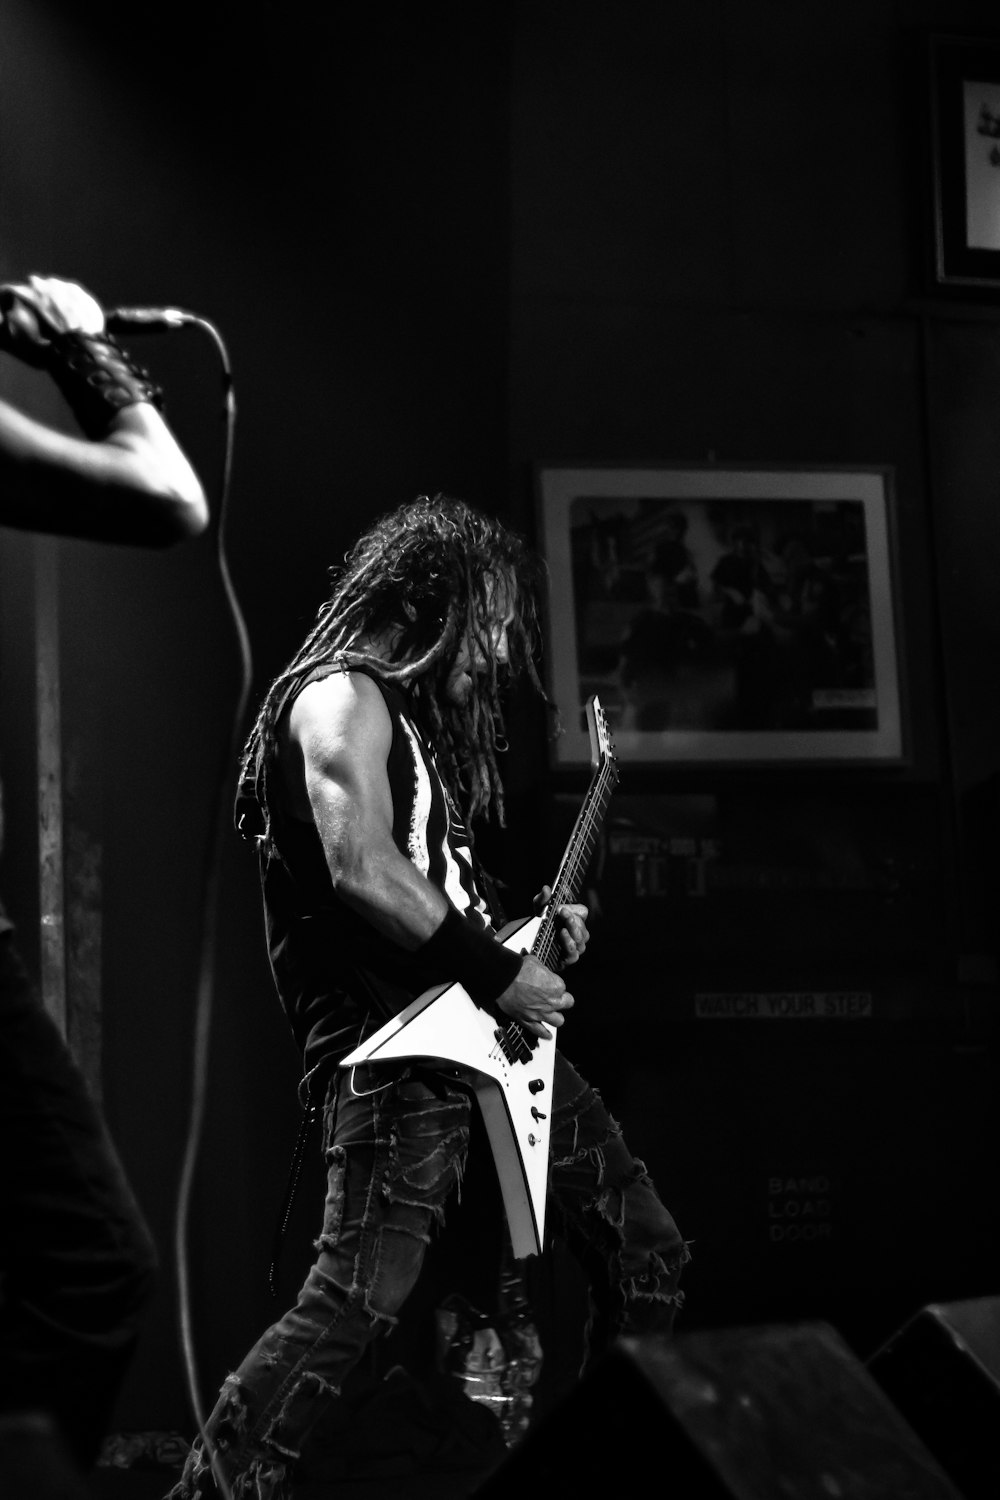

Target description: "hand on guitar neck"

left=494, top=884, right=589, bottom=1041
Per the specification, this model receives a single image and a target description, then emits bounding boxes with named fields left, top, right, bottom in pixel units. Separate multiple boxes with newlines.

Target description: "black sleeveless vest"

left=246, top=666, right=498, bottom=1087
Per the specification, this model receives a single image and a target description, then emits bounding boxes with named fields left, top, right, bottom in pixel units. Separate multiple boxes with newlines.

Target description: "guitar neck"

left=531, top=760, right=616, bottom=972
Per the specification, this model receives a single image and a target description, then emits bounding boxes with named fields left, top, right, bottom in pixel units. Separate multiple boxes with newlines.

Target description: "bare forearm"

left=0, top=400, right=208, bottom=546
left=327, top=841, right=451, bottom=951
left=0, top=274, right=208, bottom=544
left=336, top=850, right=570, bottom=1033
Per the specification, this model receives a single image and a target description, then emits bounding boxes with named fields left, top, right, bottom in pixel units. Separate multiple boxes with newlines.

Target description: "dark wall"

left=1, top=0, right=999, bottom=1438
left=506, top=0, right=1000, bottom=1357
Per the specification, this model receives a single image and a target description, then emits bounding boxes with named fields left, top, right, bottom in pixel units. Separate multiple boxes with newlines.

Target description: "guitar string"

left=531, top=763, right=616, bottom=970
left=534, top=756, right=617, bottom=961
left=499, top=758, right=618, bottom=1057
left=498, top=705, right=617, bottom=1045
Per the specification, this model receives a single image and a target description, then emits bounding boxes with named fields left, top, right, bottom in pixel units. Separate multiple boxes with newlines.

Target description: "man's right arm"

left=0, top=399, right=208, bottom=545
left=284, top=671, right=574, bottom=1038
left=0, top=275, right=208, bottom=546
left=286, top=671, right=453, bottom=947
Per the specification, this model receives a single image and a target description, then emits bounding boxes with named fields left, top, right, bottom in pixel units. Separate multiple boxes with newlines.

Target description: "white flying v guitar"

left=340, top=695, right=619, bottom=1259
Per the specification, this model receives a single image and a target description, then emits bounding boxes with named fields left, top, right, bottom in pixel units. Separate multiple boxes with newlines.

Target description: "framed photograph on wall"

left=536, top=464, right=906, bottom=769
left=929, top=32, right=1000, bottom=291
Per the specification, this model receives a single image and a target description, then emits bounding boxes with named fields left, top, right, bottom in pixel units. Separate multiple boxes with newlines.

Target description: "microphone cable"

left=125, top=309, right=251, bottom=1500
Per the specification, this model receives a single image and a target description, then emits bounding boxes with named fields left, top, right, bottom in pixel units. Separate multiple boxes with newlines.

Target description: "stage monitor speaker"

left=868, top=1295, right=1000, bottom=1500
left=473, top=1322, right=961, bottom=1498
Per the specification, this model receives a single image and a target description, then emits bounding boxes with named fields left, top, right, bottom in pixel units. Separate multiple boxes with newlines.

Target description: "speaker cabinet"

left=474, top=1322, right=961, bottom=1498
left=869, top=1296, right=1000, bottom=1500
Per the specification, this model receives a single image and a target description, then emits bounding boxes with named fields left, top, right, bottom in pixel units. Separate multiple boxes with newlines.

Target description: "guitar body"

left=340, top=694, right=618, bottom=1262
left=341, top=914, right=555, bottom=1259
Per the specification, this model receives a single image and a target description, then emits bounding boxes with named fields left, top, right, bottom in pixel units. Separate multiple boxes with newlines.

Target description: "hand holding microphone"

left=0, top=273, right=198, bottom=439
left=0, top=274, right=196, bottom=361
left=0, top=274, right=106, bottom=364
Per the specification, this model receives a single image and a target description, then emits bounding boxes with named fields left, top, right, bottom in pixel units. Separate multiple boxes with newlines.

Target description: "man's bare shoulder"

left=286, top=669, right=392, bottom=759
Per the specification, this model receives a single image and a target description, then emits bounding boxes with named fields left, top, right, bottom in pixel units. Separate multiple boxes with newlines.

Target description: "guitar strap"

left=267, top=1062, right=324, bottom=1299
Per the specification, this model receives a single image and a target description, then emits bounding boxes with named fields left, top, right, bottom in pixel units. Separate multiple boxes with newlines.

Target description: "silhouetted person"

left=0, top=274, right=207, bottom=1487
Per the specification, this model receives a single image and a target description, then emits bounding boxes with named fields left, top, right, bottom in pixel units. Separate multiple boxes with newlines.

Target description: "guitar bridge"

left=494, top=1026, right=534, bottom=1066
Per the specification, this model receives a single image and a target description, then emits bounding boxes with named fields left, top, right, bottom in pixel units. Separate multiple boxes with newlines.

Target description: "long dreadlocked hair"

left=239, top=494, right=547, bottom=846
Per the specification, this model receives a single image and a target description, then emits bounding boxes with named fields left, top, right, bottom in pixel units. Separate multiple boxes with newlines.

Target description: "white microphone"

left=105, top=306, right=198, bottom=334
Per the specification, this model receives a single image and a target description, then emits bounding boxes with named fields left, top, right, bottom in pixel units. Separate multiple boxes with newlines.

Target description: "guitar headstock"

left=585, top=695, right=619, bottom=788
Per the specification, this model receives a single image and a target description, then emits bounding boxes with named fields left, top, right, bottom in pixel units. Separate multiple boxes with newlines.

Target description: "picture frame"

left=929, top=32, right=1000, bottom=292
left=535, top=464, right=906, bottom=769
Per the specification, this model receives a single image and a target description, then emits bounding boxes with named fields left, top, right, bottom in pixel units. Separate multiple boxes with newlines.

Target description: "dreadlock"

left=239, top=494, right=546, bottom=847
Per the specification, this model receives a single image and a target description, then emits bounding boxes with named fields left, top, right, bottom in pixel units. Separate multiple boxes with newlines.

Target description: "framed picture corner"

left=928, top=29, right=1000, bottom=294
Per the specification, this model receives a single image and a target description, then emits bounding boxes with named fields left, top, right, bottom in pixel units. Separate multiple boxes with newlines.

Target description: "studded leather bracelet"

left=46, top=329, right=165, bottom=439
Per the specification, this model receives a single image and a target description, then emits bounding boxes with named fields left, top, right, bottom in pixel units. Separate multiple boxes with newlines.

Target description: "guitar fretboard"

left=531, top=760, right=617, bottom=971
left=494, top=699, right=618, bottom=1064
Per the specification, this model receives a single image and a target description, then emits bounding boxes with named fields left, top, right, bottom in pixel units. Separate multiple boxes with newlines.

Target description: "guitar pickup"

left=494, top=1027, right=534, bottom=1066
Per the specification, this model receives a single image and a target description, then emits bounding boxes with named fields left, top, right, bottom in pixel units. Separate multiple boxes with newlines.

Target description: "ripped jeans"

left=169, top=1052, right=687, bottom=1499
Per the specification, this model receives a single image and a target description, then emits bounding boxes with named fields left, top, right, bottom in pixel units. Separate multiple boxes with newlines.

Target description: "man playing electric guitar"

left=171, top=494, right=688, bottom=1500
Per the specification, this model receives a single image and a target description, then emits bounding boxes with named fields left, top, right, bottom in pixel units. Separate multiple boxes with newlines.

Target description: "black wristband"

left=47, top=329, right=164, bottom=439
left=417, top=905, right=523, bottom=1005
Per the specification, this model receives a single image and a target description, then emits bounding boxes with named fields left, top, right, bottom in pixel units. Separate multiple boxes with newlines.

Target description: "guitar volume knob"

left=528, top=1079, right=545, bottom=1094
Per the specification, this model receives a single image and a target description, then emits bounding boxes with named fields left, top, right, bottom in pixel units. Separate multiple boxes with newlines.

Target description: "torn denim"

left=169, top=1053, right=687, bottom=1499
left=547, top=1066, right=690, bottom=1364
